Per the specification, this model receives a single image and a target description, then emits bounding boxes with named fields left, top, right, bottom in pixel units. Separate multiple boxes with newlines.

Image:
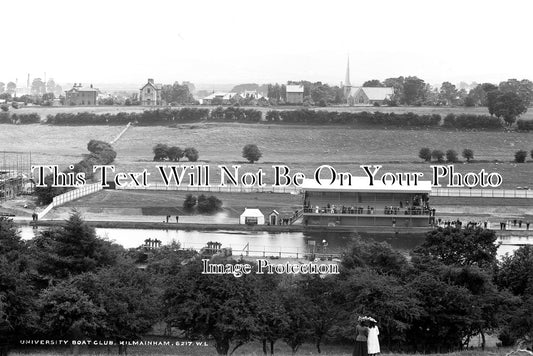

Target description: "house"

left=240, top=208, right=265, bottom=225
left=201, top=92, right=239, bottom=105
left=64, top=83, right=99, bottom=106
left=285, top=85, right=304, bottom=104
left=347, top=87, right=394, bottom=106
left=241, top=90, right=264, bottom=100
left=139, top=78, right=162, bottom=106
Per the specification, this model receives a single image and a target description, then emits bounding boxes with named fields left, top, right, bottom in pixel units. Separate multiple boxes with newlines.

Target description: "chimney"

left=148, top=78, right=154, bottom=84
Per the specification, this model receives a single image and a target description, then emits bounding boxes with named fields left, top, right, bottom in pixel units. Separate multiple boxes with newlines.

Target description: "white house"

left=240, top=208, right=265, bottom=225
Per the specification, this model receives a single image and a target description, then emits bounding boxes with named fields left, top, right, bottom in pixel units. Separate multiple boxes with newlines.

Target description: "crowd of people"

left=304, top=203, right=435, bottom=217
left=435, top=218, right=531, bottom=231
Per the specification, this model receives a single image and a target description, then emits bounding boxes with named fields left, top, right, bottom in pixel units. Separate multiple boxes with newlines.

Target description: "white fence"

left=431, top=188, right=533, bottom=199
left=115, top=183, right=301, bottom=194
left=38, top=183, right=103, bottom=219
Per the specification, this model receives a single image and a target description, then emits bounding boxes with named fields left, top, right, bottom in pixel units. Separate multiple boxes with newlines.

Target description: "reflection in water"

left=18, top=227, right=531, bottom=258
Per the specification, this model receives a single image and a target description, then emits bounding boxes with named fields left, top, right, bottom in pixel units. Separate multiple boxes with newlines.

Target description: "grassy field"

left=1, top=123, right=532, bottom=189
left=9, top=340, right=514, bottom=356
left=13, top=104, right=533, bottom=121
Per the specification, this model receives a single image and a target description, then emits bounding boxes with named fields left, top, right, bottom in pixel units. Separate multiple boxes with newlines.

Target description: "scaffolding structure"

left=0, top=151, right=33, bottom=202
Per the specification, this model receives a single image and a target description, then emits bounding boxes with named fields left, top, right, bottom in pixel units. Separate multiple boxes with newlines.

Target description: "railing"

left=116, top=183, right=301, bottom=194
left=38, top=183, right=103, bottom=219
left=431, top=188, right=533, bottom=198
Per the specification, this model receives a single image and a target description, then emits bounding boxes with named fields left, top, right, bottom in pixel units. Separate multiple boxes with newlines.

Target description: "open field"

left=12, top=104, right=533, bottom=121
left=1, top=123, right=532, bottom=189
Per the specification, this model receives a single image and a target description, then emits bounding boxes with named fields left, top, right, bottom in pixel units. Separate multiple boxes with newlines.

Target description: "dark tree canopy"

left=242, top=144, right=262, bottom=163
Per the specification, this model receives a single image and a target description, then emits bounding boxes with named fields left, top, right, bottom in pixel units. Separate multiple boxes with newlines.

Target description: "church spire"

left=344, top=55, right=351, bottom=87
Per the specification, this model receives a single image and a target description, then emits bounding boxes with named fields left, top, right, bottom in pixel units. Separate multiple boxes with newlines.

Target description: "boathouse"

left=300, top=177, right=435, bottom=230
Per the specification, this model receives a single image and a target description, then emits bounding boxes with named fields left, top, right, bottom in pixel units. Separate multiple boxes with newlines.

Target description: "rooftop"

left=300, top=177, right=432, bottom=193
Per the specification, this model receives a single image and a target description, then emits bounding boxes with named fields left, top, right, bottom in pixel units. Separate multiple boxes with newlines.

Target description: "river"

left=18, top=227, right=530, bottom=258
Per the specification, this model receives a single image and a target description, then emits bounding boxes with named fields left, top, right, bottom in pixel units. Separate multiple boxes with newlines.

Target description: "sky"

left=2, top=0, right=532, bottom=89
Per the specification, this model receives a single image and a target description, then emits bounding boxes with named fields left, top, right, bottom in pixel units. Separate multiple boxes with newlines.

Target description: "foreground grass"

left=9, top=346, right=517, bottom=356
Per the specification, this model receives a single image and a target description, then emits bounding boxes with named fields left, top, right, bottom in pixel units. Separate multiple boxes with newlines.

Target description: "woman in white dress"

left=367, top=318, right=380, bottom=355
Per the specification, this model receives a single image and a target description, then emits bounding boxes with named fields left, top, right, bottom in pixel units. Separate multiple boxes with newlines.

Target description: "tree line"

left=2, top=214, right=533, bottom=355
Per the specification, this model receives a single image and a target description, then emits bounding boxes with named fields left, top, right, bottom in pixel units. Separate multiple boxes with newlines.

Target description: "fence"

left=38, top=183, right=103, bottom=219
left=431, top=188, right=533, bottom=198
left=115, top=183, right=301, bottom=194
left=115, top=183, right=533, bottom=199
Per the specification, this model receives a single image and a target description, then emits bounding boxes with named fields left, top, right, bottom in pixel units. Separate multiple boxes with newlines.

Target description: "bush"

left=445, top=150, right=458, bottom=163
left=517, top=119, right=533, bottom=131
left=196, top=194, right=222, bottom=214
left=419, top=147, right=432, bottom=162
left=462, top=149, right=474, bottom=162
left=167, top=146, right=184, bottom=162
left=183, top=194, right=197, bottom=211
left=242, top=144, right=262, bottom=163
left=184, top=147, right=199, bottom=162
left=153, top=144, right=169, bottom=161
left=431, top=150, right=444, bottom=162
left=0, top=104, right=8, bottom=112
left=515, top=150, right=527, bottom=163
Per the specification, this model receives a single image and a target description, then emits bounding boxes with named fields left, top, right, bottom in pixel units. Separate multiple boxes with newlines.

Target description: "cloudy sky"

left=2, top=0, right=532, bottom=88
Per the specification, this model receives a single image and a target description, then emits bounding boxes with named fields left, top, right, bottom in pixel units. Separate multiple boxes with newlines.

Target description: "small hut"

left=240, top=208, right=265, bottom=225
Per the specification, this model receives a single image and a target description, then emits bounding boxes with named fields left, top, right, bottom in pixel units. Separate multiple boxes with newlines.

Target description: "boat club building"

left=300, top=177, right=435, bottom=230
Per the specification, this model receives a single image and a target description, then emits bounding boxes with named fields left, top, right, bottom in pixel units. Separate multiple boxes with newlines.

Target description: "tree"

left=499, top=79, right=533, bottom=107
left=413, top=227, right=498, bottom=268
left=488, top=91, right=527, bottom=126
left=153, top=143, right=169, bottom=161
left=446, top=149, right=458, bottom=163
left=30, top=212, right=119, bottom=279
left=515, top=150, right=527, bottom=163
left=431, top=150, right=444, bottom=163
left=6, top=82, right=16, bottom=96
left=497, top=245, right=533, bottom=296
left=403, top=76, right=427, bottom=105
left=242, top=144, right=262, bottom=163
left=184, top=147, right=199, bottom=162
left=196, top=194, right=222, bottom=214
left=363, top=80, right=383, bottom=87
left=439, top=82, right=459, bottom=106
left=462, top=149, right=474, bottom=162
left=183, top=194, right=197, bottom=211
left=31, top=78, right=46, bottom=96
left=72, top=265, right=160, bottom=353
left=163, top=259, right=259, bottom=355
left=167, top=146, right=184, bottom=161
left=0, top=105, right=8, bottom=112
left=418, top=147, right=432, bottom=162
left=280, top=289, right=314, bottom=355
left=38, top=282, right=106, bottom=339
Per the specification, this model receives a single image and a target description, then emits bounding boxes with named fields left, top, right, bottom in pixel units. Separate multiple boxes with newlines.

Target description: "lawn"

left=1, top=122, right=532, bottom=189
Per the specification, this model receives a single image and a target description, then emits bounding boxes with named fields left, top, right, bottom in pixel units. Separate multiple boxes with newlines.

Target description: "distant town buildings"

left=343, top=57, right=394, bottom=105
left=285, top=85, right=304, bottom=104
left=139, top=78, right=162, bottom=106
left=64, top=83, right=99, bottom=106
left=201, top=92, right=239, bottom=105
left=347, top=87, right=394, bottom=105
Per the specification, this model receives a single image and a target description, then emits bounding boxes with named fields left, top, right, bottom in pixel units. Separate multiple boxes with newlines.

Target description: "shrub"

left=183, top=194, right=197, bottom=211
left=167, top=146, right=184, bottom=162
left=431, top=150, right=444, bottom=163
left=445, top=150, right=458, bottom=163
left=196, top=194, right=222, bottom=214
left=184, top=147, right=199, bottom=162
left=515, top=150, right=527, bottom=163
left=462, top=149, right=474, bottom=162
left=1, top=104, right=8, bottom=112
left=242, top=144, right=262, bottom=163
left=419, top=148, right=432, bottom=162
left=153, top=144, right=169, bottom=161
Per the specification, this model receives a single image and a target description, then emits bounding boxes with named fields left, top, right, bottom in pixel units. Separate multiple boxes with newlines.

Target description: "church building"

left=343, top=57, right=394, bottom=106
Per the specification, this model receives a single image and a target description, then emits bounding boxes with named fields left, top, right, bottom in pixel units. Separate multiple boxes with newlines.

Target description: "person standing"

left=353, top=317, right=369, bottom=356
left=367, top=318, right=380, bottom=356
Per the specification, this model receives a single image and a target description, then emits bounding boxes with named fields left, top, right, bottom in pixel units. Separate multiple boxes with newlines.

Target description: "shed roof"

left=240, top=208, right=265, bottom=217
left=300, top=177, right=432, bottom=193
